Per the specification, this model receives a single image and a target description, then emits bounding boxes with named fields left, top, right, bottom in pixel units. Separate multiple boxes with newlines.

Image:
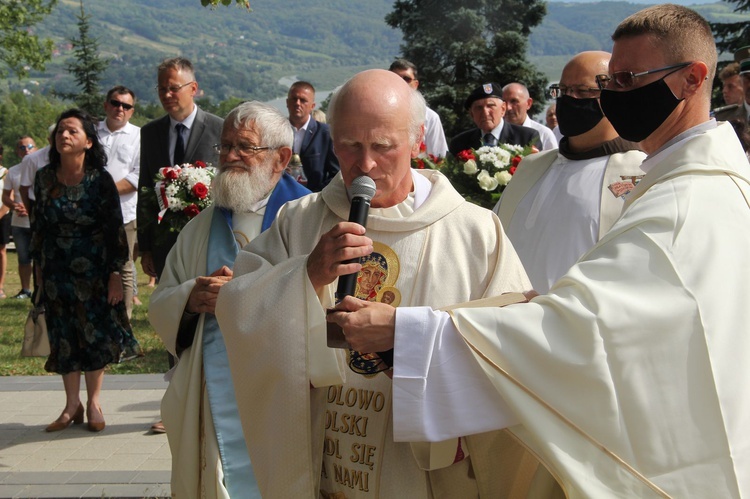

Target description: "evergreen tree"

left=386, top=0, right=548, bottom=138
left=711, top=0, right=750, bottom=54
left=0, top=0, right=57, bottom=78
left=62, top=0, right=109, bottom=116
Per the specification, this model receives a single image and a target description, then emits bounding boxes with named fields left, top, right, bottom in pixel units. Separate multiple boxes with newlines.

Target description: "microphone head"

left=349, top=176, right=377, bottom=202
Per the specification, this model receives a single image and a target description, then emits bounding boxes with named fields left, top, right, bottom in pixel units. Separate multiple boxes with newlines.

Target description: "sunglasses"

left=17, top=144, right=34, bottom=151
left=109, top=99, right=134, bottom=111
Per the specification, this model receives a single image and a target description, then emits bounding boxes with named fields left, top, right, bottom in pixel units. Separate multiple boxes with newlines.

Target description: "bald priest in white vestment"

left=216, top=70, right=535, bottom=499
left=148, top=101, right=310, bottom=499
left=331, top=6, right=750, bottom=498
left=495, top=51, right=646, bottom=294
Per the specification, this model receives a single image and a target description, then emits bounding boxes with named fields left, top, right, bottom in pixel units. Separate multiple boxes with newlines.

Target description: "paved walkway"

left=0, top=374, right=170, bottom=498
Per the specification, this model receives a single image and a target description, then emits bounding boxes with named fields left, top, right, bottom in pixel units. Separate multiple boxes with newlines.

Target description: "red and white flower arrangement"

left=443, top=144, right=537, bottom=209
left=153, top=160, right=216, bottom=232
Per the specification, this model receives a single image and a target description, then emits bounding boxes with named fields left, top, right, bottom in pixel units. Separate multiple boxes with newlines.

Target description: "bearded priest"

left=148, top=101, right=310, bottom=499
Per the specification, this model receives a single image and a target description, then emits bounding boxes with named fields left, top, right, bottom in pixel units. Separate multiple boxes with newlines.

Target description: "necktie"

left=174, top=123, right=186, bottom=166
left=483, top=133, right=497, bottom=147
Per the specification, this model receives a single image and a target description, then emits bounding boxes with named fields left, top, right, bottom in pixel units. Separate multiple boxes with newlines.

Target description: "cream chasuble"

left=392, top=122, right=750, bottom=498
left=150, top=206, right=264, bottom=499
left=217, top=169, right=533, bottom=498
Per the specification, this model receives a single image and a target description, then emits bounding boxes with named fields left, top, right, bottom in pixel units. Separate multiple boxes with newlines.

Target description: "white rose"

left=463, top=159, right=478, bottom=174
left=495, top=170, right=513, bottom=186
left=477, top=169, right=499, bottom=191
left=494, top=148, right=511, bottom=167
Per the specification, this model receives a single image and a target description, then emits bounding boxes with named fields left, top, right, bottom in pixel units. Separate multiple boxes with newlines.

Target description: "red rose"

left=419, top=142, right=427, bottom=152
left=509, top=166, right=517, bottom=175
left=456, top=149, right=475, bottom=162
left=183, top=204, right=201, bottom=218
left=194, top=160, right=206, bottom=168
left=512, top=155, right=523, bottom=168
left=192, top=182, right=209, bottom=199
left=415, top=159, right=425, bottom=169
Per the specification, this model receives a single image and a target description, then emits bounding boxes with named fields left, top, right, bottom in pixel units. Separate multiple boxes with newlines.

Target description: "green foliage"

left=710, top=0, right=750, bottom=53
left=0, top=92, right=66, bottom=165
left=58, top=0, right=109, bottom=116
left=387, top=0, right=549, bottom=138
left=0, top=0, right=57, bottom=78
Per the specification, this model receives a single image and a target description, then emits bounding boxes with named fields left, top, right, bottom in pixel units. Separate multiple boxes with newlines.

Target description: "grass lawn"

left=0, top=249, right=169, bottom=376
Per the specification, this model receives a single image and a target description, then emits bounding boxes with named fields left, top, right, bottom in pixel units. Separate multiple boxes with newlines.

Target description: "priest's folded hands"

left=327, top=295, right=396, bottom=353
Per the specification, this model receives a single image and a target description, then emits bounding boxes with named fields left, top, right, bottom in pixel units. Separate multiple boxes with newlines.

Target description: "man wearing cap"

left=449, top=82, right=541, bottom=156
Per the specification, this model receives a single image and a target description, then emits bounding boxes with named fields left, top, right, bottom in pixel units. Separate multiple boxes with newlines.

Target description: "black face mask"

left=600, top=77, right=683, bottom=142
left=556, top=95, right=604, bottom=137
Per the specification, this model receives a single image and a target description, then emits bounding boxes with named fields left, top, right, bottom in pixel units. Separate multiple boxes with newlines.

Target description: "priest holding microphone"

left=216, top=69, right=532, bottom=498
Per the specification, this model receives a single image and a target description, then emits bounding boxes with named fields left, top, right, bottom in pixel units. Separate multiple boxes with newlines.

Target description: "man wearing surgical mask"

left=493, top=51, right=646, bottom=293
left=331, top=6, right=750, bottom=495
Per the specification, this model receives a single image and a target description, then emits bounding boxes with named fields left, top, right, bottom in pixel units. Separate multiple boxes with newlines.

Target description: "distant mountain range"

left=7, top=0, right=747, bottom=107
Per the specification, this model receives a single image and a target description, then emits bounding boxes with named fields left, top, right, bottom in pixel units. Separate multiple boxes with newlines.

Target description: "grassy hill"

left=5, top=0, right=748, bottom=106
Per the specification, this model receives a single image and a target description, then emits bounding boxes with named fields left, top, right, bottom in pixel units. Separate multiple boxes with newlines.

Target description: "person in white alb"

left=330, top=5, right=750, bottom=498
left=494, top=52, right=646, bottom=294
left=502, top=82, right=559, bottom=151
left=216, top=69, right=533, bottom=498
left=97, top=86, right=141, bottom=319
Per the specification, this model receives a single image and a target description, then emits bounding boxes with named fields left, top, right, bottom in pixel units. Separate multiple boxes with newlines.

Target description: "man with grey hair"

left=149, top=101, right=310, bottom=498
left=217, top=69, right=531, bottom=498
left=502, top=82, right=559, bottom=150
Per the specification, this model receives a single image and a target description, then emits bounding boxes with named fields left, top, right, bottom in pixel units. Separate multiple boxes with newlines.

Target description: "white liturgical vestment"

left=216, top=169, right=532, bottom=498
left=392, top=121, right=750, bottom=498
left=150, top=205, right=266, bottom=499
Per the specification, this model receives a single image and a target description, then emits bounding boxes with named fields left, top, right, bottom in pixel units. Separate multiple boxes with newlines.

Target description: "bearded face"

left=211, top=156, right=277, bottom=212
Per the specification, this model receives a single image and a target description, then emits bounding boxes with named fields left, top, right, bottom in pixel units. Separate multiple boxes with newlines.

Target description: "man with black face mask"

left=329, top=5, right=750, bottom=497
left=493, top=51, right=645, bottom=293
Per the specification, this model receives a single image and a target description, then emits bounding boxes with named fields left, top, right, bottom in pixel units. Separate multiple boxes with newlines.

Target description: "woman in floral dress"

left=30, top=109, right=142, bottom=433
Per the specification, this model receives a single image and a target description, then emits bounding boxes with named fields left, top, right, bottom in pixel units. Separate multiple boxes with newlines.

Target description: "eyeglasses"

left=595, top=62, right=693, bottom=90
left=155, top=81, right=195, bottom=95
left=213, top=143, right=273, bottom=157
left=109, top=99, right=134, bottom=111
left=548, top=84, right=601, bottom=99
left=17, top=144, right=34, bottom=151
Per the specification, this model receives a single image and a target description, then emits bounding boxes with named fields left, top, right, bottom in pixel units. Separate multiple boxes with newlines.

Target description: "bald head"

left=561, top=51, right=610, bottom=84
left=327, top=69, right=426, bottom=207
left=557, top=51, right=619, bottom=149
left=502, top=83, right=532, bottom=125
left=329, top=69, right=425, bottom=145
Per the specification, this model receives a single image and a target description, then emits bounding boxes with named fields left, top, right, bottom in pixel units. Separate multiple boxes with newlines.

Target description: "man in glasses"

left=137, top=57, right=223, bottom=434
left=216, top=69, right=530, bottom=498
left=330, top=5, right=750, bottom=497
left=97, top=86, right=140, bottom=319
left=389, top=58, right=449, bottom=158
left=494, top=52, right=645, bottom=294
left=1, top=136, right=38, bottom=299
left=150, top=101, right=310, bottom=498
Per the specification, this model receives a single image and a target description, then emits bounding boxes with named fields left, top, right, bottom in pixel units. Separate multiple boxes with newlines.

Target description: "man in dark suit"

left=137, top=57, right=223, bottom=281
left=449, top=82, right=542, bottom=156
left=286, top=81, right=339, bottom=191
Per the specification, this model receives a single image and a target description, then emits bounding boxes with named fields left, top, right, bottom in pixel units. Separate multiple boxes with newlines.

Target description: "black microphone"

left=335, top=176, right=377, bottom=302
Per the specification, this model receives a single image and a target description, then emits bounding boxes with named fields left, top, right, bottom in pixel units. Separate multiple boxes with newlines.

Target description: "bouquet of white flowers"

left=442, top=143, right=537, bottom=209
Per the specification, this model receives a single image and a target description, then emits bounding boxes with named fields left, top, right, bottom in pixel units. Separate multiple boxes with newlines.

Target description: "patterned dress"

left=30, top=164, right=142, bottom=374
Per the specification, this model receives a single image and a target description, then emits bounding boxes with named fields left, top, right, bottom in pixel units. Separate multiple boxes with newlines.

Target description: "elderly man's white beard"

left=211, top=162, right=277, bottom=213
